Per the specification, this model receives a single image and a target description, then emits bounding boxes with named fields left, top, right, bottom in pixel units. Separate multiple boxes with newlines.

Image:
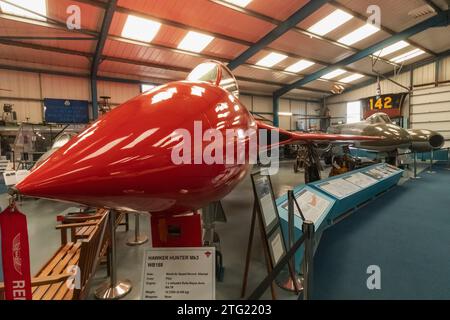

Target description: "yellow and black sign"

left=362, top=93, right=407, bottom=119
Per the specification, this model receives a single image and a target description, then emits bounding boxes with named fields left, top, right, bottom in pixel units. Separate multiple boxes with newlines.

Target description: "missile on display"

left=13, top=61, right=383, bottom=215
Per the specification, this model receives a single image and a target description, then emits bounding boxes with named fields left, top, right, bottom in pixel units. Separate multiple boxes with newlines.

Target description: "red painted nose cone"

left=15, top=82, right=254, bottom=214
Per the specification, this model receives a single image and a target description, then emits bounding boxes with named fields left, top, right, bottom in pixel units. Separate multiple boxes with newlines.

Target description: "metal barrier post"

left=277, top=190, right=302, bottom=293
left=411, top=151, right=421, bottom=179
left=127, top=214, right=148, bottom=246
left=447, top=148, right=450, bottom=170
left=95, top=210, right=132, bottom=299
left=428, top=150, right=436, bottom=174
left=301, top=220, right=315, bottom=300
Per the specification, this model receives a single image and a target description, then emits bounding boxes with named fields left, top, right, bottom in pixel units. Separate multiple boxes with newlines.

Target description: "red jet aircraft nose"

left=15, top=81, right=255, bottom=214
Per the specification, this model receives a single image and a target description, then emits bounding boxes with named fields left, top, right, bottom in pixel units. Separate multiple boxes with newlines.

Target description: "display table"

left=276, top=163, right=403, bottom=272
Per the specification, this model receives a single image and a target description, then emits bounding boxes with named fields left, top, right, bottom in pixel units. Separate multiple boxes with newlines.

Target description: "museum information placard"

left=141, top=247, right=215, bottom=300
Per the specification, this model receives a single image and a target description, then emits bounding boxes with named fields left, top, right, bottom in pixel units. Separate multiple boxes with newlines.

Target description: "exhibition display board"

left=276, top=163, right=403, bottom=272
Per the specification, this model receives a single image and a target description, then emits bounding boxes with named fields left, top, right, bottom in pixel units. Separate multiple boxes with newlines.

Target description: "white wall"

left=240, top=94, right=322, bottom=131
left=0, top=69, right=142, bottom=123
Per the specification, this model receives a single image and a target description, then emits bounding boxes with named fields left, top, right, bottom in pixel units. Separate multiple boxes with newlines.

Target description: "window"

left=347, top=101, right=361, bottom=124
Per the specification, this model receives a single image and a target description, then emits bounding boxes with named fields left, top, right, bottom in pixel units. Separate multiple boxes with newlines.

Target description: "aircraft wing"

left=256, top=121, right=383, bottom=148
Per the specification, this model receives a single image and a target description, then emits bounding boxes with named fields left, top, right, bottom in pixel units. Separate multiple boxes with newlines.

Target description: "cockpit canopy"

left=367, top=112, right=392, bottom=124
left=187, top=61, right=239, bottom=98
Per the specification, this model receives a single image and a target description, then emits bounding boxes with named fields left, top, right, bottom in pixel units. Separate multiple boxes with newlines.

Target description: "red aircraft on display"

left=13, top=61, right=381, bottom=215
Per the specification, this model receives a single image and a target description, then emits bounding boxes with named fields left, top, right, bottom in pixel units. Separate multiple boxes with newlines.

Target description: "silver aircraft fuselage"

left=327, top=113, right=444, bottom=153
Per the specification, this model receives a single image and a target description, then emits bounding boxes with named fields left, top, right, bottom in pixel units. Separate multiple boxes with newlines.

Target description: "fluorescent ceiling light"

left=390, top=48, right=425, bottom=63
left=321, top=69, right=347, bottom=80
left=307, top=9, right=353, bottom=36
left=122, top=15, right=161, bottom=43
left=256, top=52, right=288, bottom=67
left=279, top=112, right=293, bottom=116
left=141, top=84, right=156, bottom=93
left=0, top=0, right=47, bottom=21
left=285, top=59, right=315, bottom=73
left=373, top=41, right=409, bottom=57
left=223, top=0, right=252, bottom=7
left=338, top=24, right=380, bottom=46
left=340, top=74, right=364, bottom=83
left=178, top=31, right=214, bottom=53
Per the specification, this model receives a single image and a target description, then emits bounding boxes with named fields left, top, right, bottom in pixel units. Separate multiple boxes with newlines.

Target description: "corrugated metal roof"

left=0, top=0, right=447, bottom=101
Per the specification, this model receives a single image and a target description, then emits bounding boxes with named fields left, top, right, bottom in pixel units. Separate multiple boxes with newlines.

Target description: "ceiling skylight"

left=223, top=0, right=252, bottom=7
left=307, top=9, right=353, bottom=36
left=0, top=0, right=47, bottom=21
left=340, top=74, right=364, bottom=83
left=390, top=48, right=426, bottom=63
left=256, top=52, right=288, bottom=68
left=321, top=69, right=347, bottom=80
left=338, top=24, right=380, bottom=46
left=373, top=41, right=410, bottom=58
left=285, top=59, right=315, bottom=73
left=122, top=15, right=161, bottom=43
left=178, top=31, right=214, bottom=53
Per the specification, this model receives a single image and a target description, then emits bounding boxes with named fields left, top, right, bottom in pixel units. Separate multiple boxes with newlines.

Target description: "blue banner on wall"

left=44, top=98, right=89, bottom=124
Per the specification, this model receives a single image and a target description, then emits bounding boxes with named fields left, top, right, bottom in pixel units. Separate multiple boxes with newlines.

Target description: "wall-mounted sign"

left=141, top=247, right=215, bottom=300
left=44, top=98, right=89, bottom=124
left=362, top=93, right=407, bottom=119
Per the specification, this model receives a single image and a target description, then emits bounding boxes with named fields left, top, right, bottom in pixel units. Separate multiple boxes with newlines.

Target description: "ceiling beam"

left=82, top=0, right=376, bottom=76
left=336, top=48, right=450, bottom=95
left=0, top=38, right=331, bottom=95
left=91, top=0, right=117, bottom=76
left=275, top=9, right=450, bottom=98
left=330, top=0, right=437, bottom=57
left=91, top=0, right=117, bottom=120
left=208, top=0, right=399, bottom=68
left=0, top=1, right=374, bottom=84
left=227, top=0, right=331, bottom=70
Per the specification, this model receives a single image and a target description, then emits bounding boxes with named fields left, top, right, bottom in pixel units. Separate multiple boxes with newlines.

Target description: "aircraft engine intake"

left=408, top=129, right=445, bottom=152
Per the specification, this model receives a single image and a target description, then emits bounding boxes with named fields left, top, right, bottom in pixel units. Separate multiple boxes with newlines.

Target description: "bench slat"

left=33, top=242, right=81, bottom=300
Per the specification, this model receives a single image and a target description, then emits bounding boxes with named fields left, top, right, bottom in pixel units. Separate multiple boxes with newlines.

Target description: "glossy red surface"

left=16, top=81, right=256, bottom=214
left=15, top=63, right=383, bottom=215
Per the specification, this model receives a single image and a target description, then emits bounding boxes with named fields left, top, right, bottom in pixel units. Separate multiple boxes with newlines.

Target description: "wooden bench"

left=0, top=210, right=109, bottom=300
left=58, top=209, right=128, bottom=242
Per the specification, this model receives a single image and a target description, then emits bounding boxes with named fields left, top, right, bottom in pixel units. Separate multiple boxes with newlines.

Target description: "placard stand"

left=276, top=190, right=303, bottom=292
left=127, top=214, right=148, bottom=246
left=240, top=173, right=300, bottom=299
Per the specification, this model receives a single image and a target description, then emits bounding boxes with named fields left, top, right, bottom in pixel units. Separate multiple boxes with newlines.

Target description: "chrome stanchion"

left=276, top=190, right=303, bottom=293
left=427, top=150, right=436, bottom=174
left=411, top=151, right=421, bottom=179
left=446, top=148, right=450, bottom=171
left=127, top=214, right=148, bottom=246
left=95, top=210, right=132, bottom=300
left=301, top=220, right=315, bottom=300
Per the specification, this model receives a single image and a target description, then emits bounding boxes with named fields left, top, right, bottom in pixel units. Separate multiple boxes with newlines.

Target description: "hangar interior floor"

left=0, top=160, right=447, bottom=300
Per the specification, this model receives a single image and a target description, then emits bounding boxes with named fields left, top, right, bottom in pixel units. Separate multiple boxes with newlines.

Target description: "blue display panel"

left=309, top=163, right=403, bottom=223
left=44, top=98, right=89, bottom=124
left=275, top=163, right=403, bottom=272
left=276, top=186, right=336, bottom=271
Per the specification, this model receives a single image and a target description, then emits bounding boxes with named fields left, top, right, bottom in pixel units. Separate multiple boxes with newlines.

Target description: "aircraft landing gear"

left=294, top=144, right=322, bottom=184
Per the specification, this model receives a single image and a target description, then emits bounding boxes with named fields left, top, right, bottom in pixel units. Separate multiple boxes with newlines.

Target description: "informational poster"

left=253, top=175, right=278, bottom=231
left=141, top=247, right=215, bottom=300
left=318, top=178, right=361, bottom=199
left=268, top=228, right=285, bottom=265
left=281, top=190, right=331, bottom=224
left=344, top=172, right=378, bottom=189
